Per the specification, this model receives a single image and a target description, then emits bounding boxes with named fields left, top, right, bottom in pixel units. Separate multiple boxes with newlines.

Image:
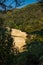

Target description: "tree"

left=0, top=18, right=19, bottom=65
left=0, top=0, right=25, bottom=11
left=37, top=0, right=43, bottom=2
left=37, top=0, right=43, bottom=6
left=25, top=39, right=43, bottom=65
left=0, top=0, right=25, bottom=65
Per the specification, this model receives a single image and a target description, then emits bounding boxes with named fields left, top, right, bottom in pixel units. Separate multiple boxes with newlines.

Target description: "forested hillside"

left=0, top=2, right=43, bottom=41
left=0, top=2, right=43, bottom=65
left=0, top=3, right=43, bottom=33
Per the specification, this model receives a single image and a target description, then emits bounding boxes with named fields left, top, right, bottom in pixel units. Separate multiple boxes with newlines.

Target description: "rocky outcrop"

left=11, top=29, right=27, bottom=52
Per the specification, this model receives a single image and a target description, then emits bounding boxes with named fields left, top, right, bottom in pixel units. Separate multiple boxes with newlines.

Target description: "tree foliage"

left=0, top=2, right=43, bottom=65
left=0, top=18, right=18, bottom=65
left=0, top=0, right=25, bottom=11
left=37, top=0, right=43, bottom=2
left=37, top=0, right=43, bottom=6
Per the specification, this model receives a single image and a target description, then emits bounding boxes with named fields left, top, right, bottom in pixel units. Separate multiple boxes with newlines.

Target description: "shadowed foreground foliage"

left=0, top=18, right=18, bottom=65
left=16, top=40, right=43, bottom=65
left=0, top=2, right=43, bottom=65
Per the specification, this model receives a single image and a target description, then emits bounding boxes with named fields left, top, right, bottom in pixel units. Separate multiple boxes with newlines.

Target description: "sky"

left=17, top=0, right=37, bottom=8
left=0, top=0, right=37, bottom=10
left=7, top=0, right=37, bottom=9
left=23, top=0, right=37, bottom=5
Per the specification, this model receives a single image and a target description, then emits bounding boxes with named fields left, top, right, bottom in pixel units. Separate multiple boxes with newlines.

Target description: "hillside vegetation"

left=0, top=3, right=43, bottom=31
left=0, top=3, right=43, bottom=32
left=0, top=2, right=43, bottom=65
left=0, top=3, right=43, bottom=41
